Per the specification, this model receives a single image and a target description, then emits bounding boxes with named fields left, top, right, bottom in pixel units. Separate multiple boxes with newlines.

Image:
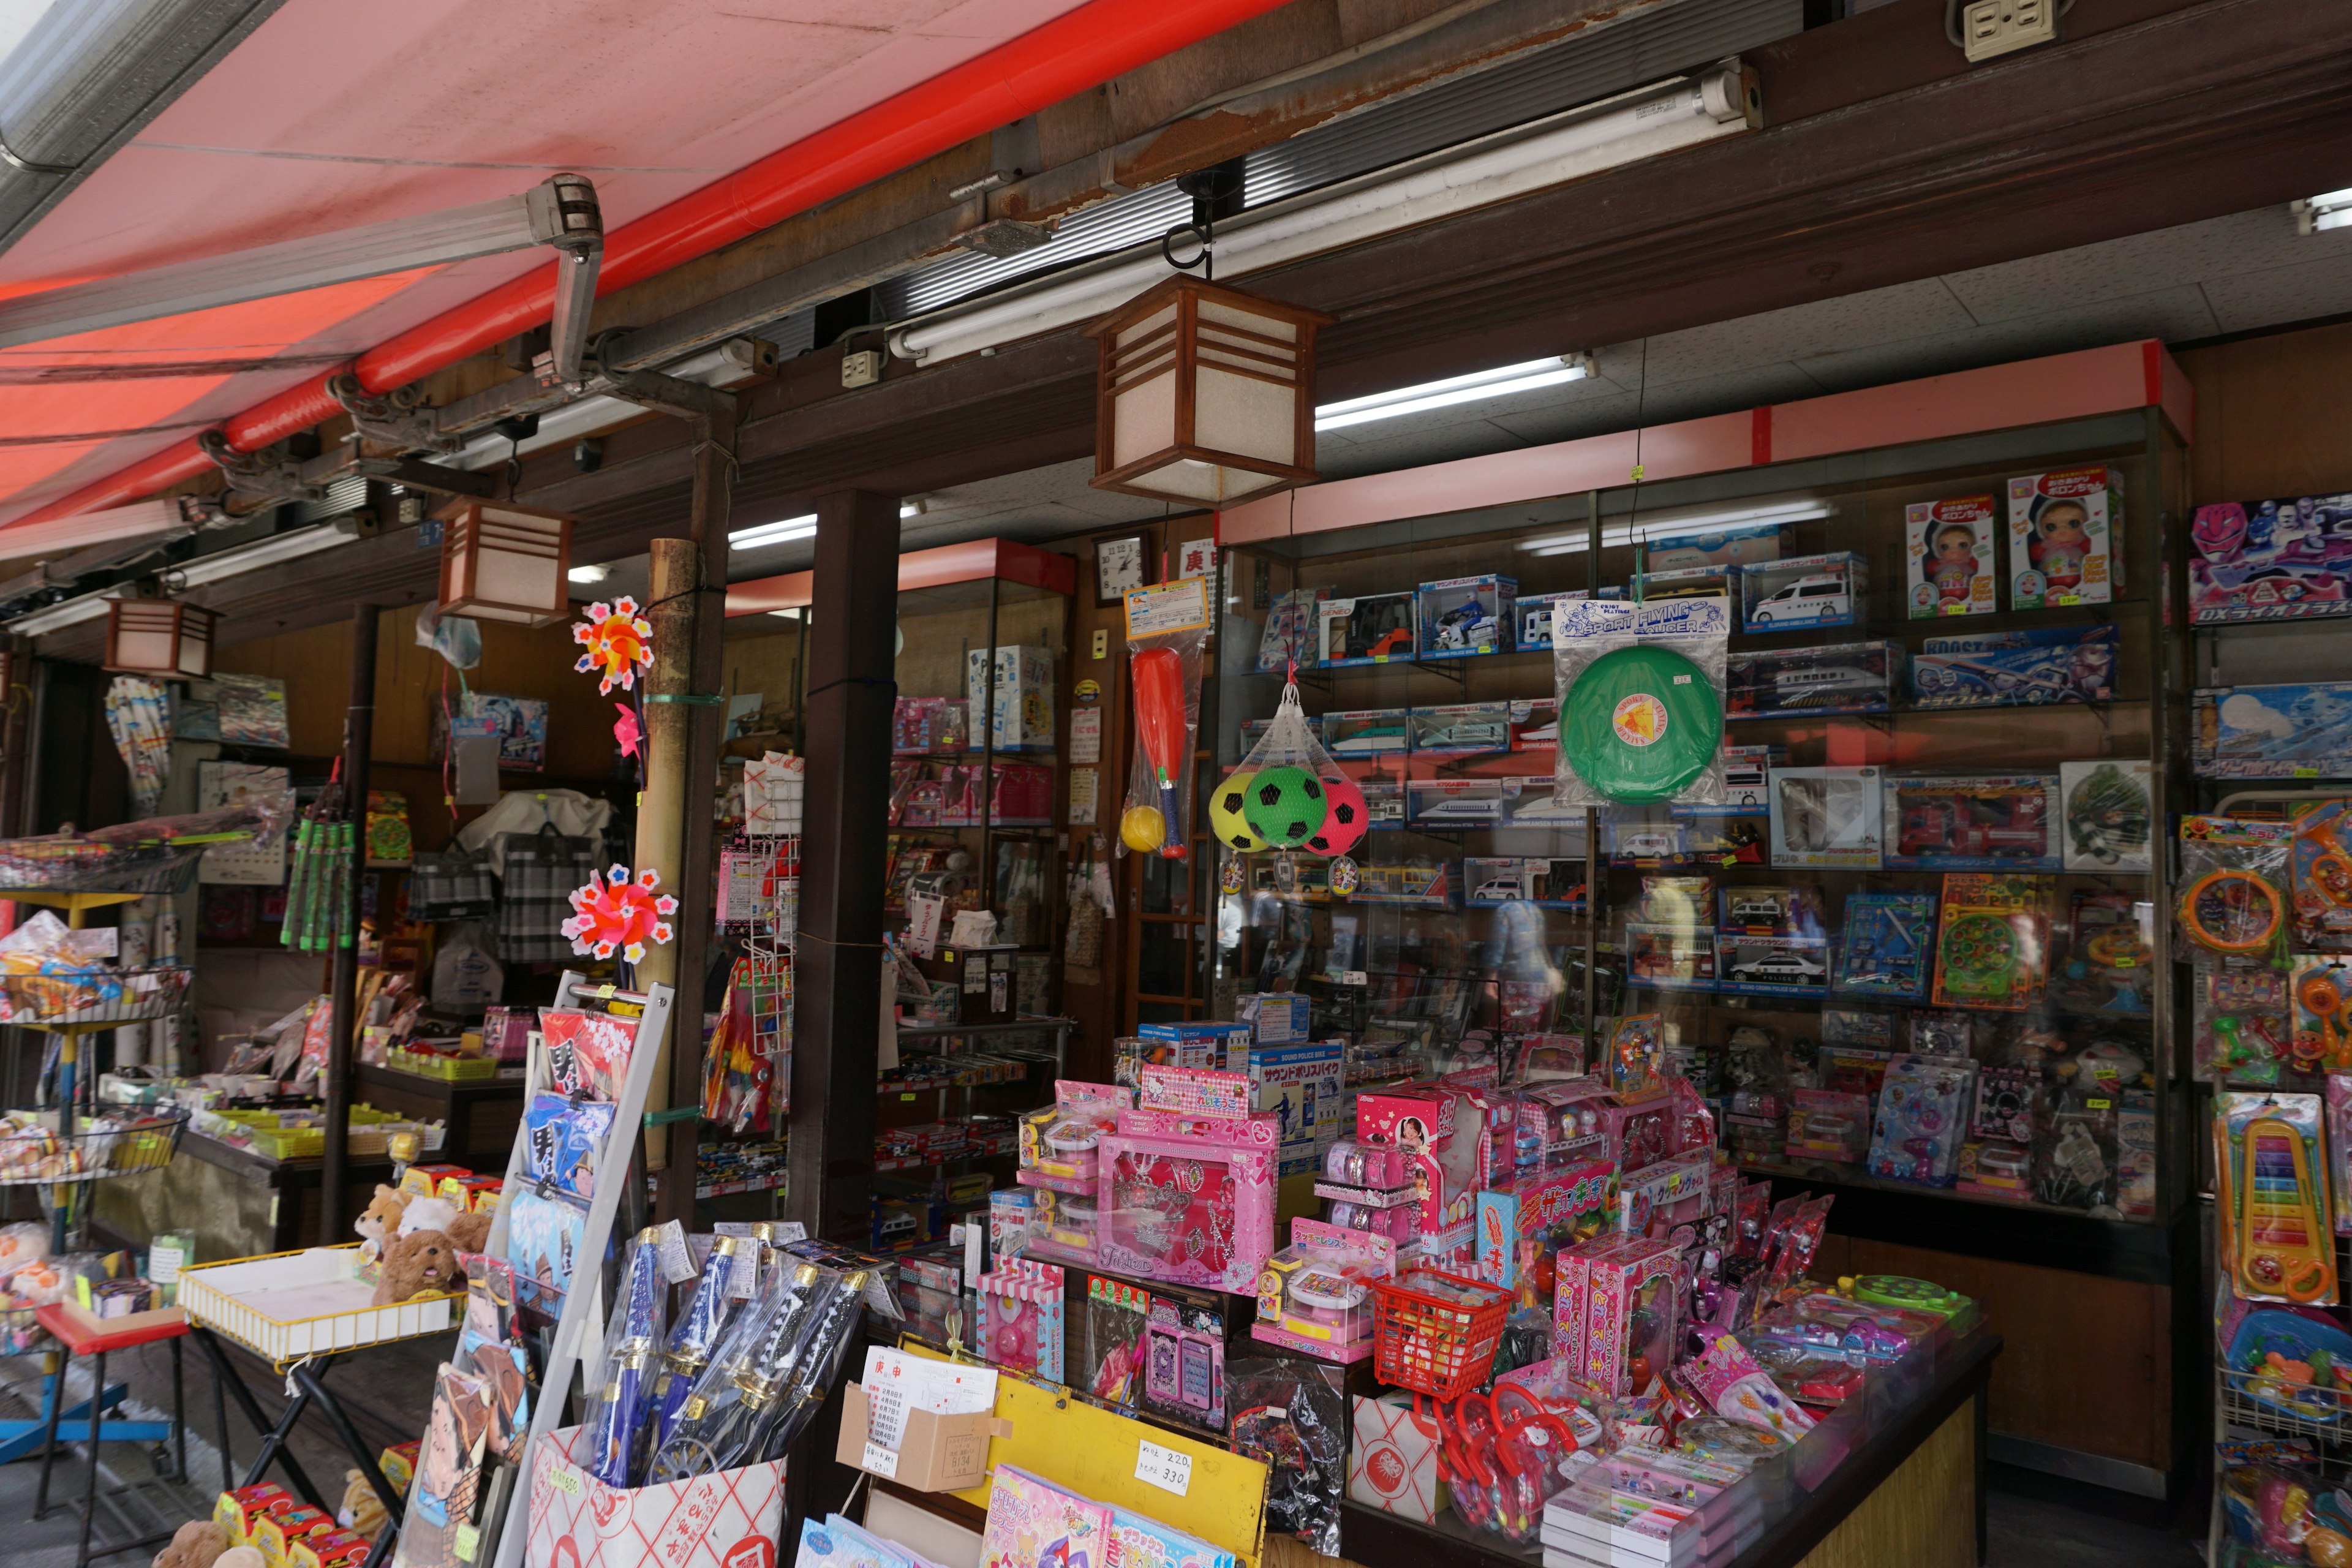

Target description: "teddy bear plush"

left=338, top=1468, right=388, bottom=1538
left=216, top=1548, right=266, bottom=1568
left=372, top=1229, right=461, bottom=1306
left=354, top=1184, right=408, bottom=1262
left=396, top=1194, right=460, bottom=1237
left=445, top=1208, right=491, bottom=1255
left=153, top=1518, right=228, bottom=1568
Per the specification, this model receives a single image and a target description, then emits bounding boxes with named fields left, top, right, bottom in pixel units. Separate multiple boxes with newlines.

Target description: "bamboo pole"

left=633, top=539, right=699, bottom=1174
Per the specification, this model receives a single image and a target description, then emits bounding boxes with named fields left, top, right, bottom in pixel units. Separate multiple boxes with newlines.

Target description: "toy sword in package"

left=584, top=1229, right=667, bottom=1487
left=649, top=1257, right=870, bottom=1479
left=642, top=1234, right=756, bottom=1460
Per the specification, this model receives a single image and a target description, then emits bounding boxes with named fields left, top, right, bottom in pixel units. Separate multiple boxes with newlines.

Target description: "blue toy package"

left=2189, top=494, right=2352, bottom=624
left=523, top=1092, right=616, bottom=1200
left=1833, top=892, right=1937, bottom=1001
left=1909, top=624, right=2117, bottom=709
left=1866, top=1054, right=1978, bottom=1186
left=1414, top=575, right=1515, bottom=659
left=2195, top=684, right=2352, bottom=779
left=503, top=1186, right=588, bottom=1314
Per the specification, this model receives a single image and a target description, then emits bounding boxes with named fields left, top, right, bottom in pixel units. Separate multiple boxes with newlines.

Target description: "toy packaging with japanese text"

left=1910, top=625, right=2117, bottom=710
left=1473, top=1159, right=1614, bottom=1295
left=2297, top=802, right=2352, bottom=952
left=1727, top=641, right=1904, bottom=719
left=973, top=1257, right=1065, bottom=1382
left=1409, top=703, right=1513, bottom=754
left=1882, top=774, right=2060, bottom=870
left=2195, top=684, right=2352, bottom=780
left=1317, top=593, right=1418, bottom=666
left=2007, top=466, right=2122, bottom=609
left=1931, top=874, right=2051, bottom=1011
left=1322, top=709, right=1411, bottom=757
left=1140, top=1282, right=1229, bottom=1431
left=2215, top=1090, right=2337, bottom=1306
left=1768, top=767, right=1883, bottom=869
left=1513, top=590, right=1585, bottom=652
left=1415, top=575, right=1516, bottom=658
left=1905, top=495, right=1999, bottom=617
left=1017, top=1080, right=1132, bottom=1196
left=2189, top=494, right=2352, bottom=624
left=1252, top=1217, right=1393, bottom=1361
left=1739, top=551, right=1866, bottom=631
left=1356, top=1084, right=1483, bottom=1235
left=1232, top=1039, right=1343, bottom=1177
left=2059, top=760, right=2154, bottom=872
left=1833, top=892, right=1936, bottom=1001
left=1098, top=1069, right=1280, bottom=1294
left=1866, top=1054, right=1978, bottom=1186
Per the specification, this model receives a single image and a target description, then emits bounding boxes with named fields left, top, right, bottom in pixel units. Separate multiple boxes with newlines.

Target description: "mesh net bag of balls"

left=1209, top=682, right=1368, bottom=858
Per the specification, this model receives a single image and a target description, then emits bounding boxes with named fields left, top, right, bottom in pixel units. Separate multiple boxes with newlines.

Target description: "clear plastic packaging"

left=1551, top=594, right=1729, bottom=809
left=582, top=1229, right=667, bottom=1487
left=649, top=1254, right=868, bottom=1480
left=1118, top=584, right=1212, bottom=859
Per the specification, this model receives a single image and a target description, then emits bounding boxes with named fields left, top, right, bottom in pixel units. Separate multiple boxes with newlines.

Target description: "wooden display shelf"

left=354, top=1061, right=526, bottom=1171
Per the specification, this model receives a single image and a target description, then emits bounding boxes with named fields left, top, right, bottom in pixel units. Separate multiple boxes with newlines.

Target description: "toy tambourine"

left=1560, top=644, right=1722, bottom=804
left=2179, top=869, right=2285, bottom=956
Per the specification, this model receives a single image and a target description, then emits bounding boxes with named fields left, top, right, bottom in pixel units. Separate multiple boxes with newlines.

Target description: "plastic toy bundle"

left=2178, top=816, right=2297, bottom=1084
left=1228, top=1358, right=1348, bottom=1556
left=1207, top=683, right=1370, bottom=860
left=582, top=1227, right=670, bottom=1487
left=1117, top=585, right=1212, bottom=859
left=1550, top=588, right=1728, bottom=809
left=649, top=1251, right=870, bottom=1480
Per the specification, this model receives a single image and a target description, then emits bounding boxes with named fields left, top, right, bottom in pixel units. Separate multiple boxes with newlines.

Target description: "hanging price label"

left=861, top=1441, right=902, bottom=1479
left=1134, top=1439, right=1194, bottom=1497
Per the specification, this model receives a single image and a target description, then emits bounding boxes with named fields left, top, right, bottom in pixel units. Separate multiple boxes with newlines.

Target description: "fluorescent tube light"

left=2296, top=188, right=2352, bottom=234
left=769, top=608, right=802, bottom=619
left=7, top=591, right=112, bottom=635
left=1519, top=500, right=1833, bottom=556
left=172, top=526, right=349, bottom=586
left=568, top=564, right=610, bottom=584
left=728, top=514, right=818, bottom=551
left=1316, top=356, right=1589, bottom=431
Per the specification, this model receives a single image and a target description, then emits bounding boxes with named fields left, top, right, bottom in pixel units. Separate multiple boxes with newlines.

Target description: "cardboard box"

left=2008, top=466, right=2122, bottom=609
left=1415, top=575, right=1515, bottom=658
left=964, top=646, right=1056, bottom=752
left=1905, top=494, right=1999, bottom=618
left=1317, top=593, right=1417, bottom=666
left=837, top=1379, right=1009, bottom=1491
left=55, top=1299, right=186, bottom=1341
left=1235, top=1039, right=1343, bottom=1176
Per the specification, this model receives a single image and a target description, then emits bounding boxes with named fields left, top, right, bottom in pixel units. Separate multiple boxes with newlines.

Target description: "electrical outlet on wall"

left=841, top=349, right=883, bottom=388
left=1961, top=0, right=2056, bottom=61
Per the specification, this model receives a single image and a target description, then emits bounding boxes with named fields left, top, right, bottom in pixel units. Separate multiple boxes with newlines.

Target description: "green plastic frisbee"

left=1560, top=643, right=1722, bottom=804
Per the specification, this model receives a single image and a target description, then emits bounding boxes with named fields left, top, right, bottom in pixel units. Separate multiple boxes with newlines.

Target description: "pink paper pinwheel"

left=572, top=597, right=655, bottom=695
left=560, top=864, right=679, bottom=963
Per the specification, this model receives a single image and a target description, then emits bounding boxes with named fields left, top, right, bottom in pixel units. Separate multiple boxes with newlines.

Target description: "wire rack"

left=739, top=832, right=799, bottom=1116
left=0, top=1108, right=187, bottom=1188
left=0, top=964, right=190, bottom=1029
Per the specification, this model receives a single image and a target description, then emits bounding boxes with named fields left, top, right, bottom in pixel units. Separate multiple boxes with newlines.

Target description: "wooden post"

left=788, top=489, right=898, bottom=1242
left=319, top=603, right=377, bottom=1242
left=635, top=540, right=698, bottom=1183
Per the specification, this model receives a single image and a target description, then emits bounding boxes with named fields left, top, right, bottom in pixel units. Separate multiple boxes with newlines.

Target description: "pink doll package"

left=1252, top=1218, right=1394, bottom=1362
left=974, top=1257, right=1066, bottom=1384
left=1098, top=1069, right=1280, bottom=1294
left=1473, top=1158, right=1613, bottom=1294
left=1019, top=1081, right=1132, bottom=1195
left=1357, top=1085, right=1488, bottom=1234
left=1555, top=1234, right=1679, bottom=1395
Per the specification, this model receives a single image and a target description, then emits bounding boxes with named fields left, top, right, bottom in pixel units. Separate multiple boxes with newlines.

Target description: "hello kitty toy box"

left=1095, top=1066, right=1280, bottom=1294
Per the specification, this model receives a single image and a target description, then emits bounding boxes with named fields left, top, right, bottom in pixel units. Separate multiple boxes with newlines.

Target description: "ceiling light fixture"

left=1316, top=355, right=1591, bottom=432
left=568, top=563, right=611, bottom=584
left=768, top=608, right=802, bottom=619
left=2294, top=187, right=2352, bottom=234
left=6, top=592, right=112, bottom=636
left=728, top=514, right=818, bottom=551
left=172, top=525, right=352, bottom=586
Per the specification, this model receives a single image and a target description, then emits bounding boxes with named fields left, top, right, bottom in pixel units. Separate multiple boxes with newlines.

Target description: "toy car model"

left=1366, top=627, right=1414, bottom=658
left=1896, top=801, right=2048, bottom=859
left=1727, top=895, right=1785, bottom=924
left=1430, top=601, right=1494, bottom=650
left=1616, top=830, right=1681, bottom=859
left=1474, top=875, right=1526, bottom=902
left=1746, top=574, right=1852, bottom=627
left=1731, top=950, right=1826, bottom=981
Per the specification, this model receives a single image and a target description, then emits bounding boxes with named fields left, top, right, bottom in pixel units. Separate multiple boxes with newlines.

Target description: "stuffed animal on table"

left=445, top=1208, right=491, bottom=1255
left=337, top=1469, right=388, bottom=1538
left=153, top=1519, right=228, bottom=1568
left=372, top=1230, right=461, bottom=1306
left=396, top=1195, right=460, bottom=1237
left=353, top=1185, right=408, bottom=1263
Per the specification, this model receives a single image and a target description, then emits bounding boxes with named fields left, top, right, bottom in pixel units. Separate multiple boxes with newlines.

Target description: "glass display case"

left=1212, top=407, right=2189, bottom=1226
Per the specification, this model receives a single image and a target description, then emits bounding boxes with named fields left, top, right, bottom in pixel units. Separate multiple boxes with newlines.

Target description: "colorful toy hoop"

left=2180, top=869, right=2284, bottom=954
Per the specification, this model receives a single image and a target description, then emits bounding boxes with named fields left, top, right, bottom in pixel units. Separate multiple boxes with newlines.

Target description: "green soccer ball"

left=1243, top=765, right=1328, bottom=848
left=1208, top=771, right=1270, bottom=851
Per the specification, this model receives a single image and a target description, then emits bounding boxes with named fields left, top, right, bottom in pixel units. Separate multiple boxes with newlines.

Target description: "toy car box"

left=1632, top=564, right=1733, bottom=605
left=1728, top=641, right=1904, bottom=719
left=1905, top=494, right=1999, bottom=618
left=1740, top=551, right=1866, bottom=631
left=2188, top=494, right=2352, bottom=625
left=2007, top=466, right=2122, bottom=609
left=1464, top=857, right=1532, bottom=906
left=1353, top=861, right=1453, bottom=905
left=1607, top=816, right=1687, bottom=865
left=2194, top=683, right=2352, bottom=778
left=1712, top=743, right=1785, bottom=813
left=1318, top=593, right=1417, bottom=666
left=1414, top=575, right=1515, bottom=659
left=1627, top=924, right=1716, bottom=990
left=1768, top=766, right=1884, bottom=869
left=1715, top=933, right=1831, bottom=997
left=1359, top=778, right=1408, bottom=829
left=1323, top=708, right=1411, bottom=756
left=1410, top=703, right=1513, bottom=754
left=1881, top=774, right=2060, bottom=870
left=1406, top=777, right=1522, bottom=827
left=1910, top=624, right=2117, bottom=709
left=1513, top=590, right=1585, bottom=652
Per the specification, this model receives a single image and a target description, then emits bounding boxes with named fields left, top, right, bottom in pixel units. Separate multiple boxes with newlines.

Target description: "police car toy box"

left=2189, top=494, right=2352, bottom=624
left=1909, top=624, right=2117, bottom=709
left=2195, top=683, right=2352, bottom=779
left=1415, top=575, right=1516, bottom=659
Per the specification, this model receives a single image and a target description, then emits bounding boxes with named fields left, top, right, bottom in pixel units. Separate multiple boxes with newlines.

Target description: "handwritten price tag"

left=1134, top=1439, right=1194, bottom=1497
left=862, top=1441, right=901, bottom=1479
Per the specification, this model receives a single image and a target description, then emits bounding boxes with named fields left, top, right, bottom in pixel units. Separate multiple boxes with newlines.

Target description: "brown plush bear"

left=372, top=1229, right=461, bottom=1306
left=355, top=1185, right=407, bottom=1262
left=445, top=1208, right=492, bottom=1256
left=216, top=1548, right=266, bottom=1568
left=153, top=1519, right=228, bottom=1568
left=338, top=1468, right=388, bottom=1538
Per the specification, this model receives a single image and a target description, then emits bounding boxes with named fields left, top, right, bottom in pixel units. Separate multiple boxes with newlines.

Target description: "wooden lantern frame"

left=436, top=498, right=575, bottom=627
left=104, top=597, right=217, bottom=679
left=1085, top=274, right=1334, bottom=504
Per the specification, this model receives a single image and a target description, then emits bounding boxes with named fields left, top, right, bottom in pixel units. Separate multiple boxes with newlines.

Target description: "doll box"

left=2007, top=466, right=2122, bottom=609
left=1096, top=1129, right=1278, bottom=1295
left=1905, top=494, right=1999, bottom=618
left=1473, top=1159, right=1615, bottom=1289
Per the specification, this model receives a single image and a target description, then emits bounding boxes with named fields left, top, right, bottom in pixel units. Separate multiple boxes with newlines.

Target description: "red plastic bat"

left=1132, top=645, right=1188, bottom=858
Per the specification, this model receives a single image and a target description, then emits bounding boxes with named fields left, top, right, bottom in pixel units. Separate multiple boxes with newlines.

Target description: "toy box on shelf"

left=1319, top=594, right=1418, bottom=666
left=1017, top=1081, right=1133, bottom=1195
left=2195, top=684, right=2352, bottom=779
left=2007, top=466, right=2123, bottom=609
left=1411, top=703, right=1514, bottom=755
left=1407, top=778, right=1523, bottom=828
left=1357, top=1084, right=1486, bottom=1236
left=1728, top=642, right=1904, bottom=720
left=1909, top=625, right=2117, bottom=710
left=1627, top=924, right=1716, bottom=991
left=2059, top=760, right=2155, bottom=873
left=1705, top=745, right=1784, bottom=813
left=1095, top=1066, right=1279, bottom=1295
left=1140, top=1280, right=1232, bottom=1432
left=1881, top=774, right=2060, bottom=871
left=1905, top=494, right=2000, bottom=618
left=1508, top=699, right=1558, bottom=751
left=1931, top=874, right=2052, bottom=1011
left=2188, top=494, right=2352, bottom=624
left=1463, top=857, right=1583, bottom=910
left=1415, top=575, right=1516, bottom=658
left=1833, top=892, right=1936, bottom=1003
left=1253, top=1218, right=1395, bottom=1362
left=1231, top=1039, right=1343, bottom=1177
left=1352, top=861, right=1452, bottom=906
left=1768, top=767, right=1883, bottom=870
left=1473, top=1158, right=1615, bottom=1294
left=965, top=646, right=1057, bottom=752
left=1514, top=592, right=1585, bottom=653
left=1324, top=709, right=1411, bottom=758
left=1553, top=1234, right=1679, bottom=1395
left=974, top=1257, right=1066, bottom=1382
left=1740, top=552, right=1867, bottom=631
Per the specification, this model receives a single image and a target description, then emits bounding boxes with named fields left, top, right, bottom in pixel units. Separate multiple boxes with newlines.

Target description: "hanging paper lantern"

left=1208, top=771, right=1269, bottom=852
left=573, top=597, right=655, bottom=695
left=1243, top=765, right=1327, bottom=848
left=561, top=864, right=679, bottom=963
left=1306, top=774, right=1368, bottom=856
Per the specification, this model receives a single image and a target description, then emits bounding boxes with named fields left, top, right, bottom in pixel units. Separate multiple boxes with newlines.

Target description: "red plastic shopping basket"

left=1371, top=1267, right=1513, bottom=1400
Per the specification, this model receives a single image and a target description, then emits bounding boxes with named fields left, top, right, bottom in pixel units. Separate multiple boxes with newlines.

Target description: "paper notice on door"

left=1069, top=767, right=1099, bottom=826
left=1070, top=707, right=1102, bottom=764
